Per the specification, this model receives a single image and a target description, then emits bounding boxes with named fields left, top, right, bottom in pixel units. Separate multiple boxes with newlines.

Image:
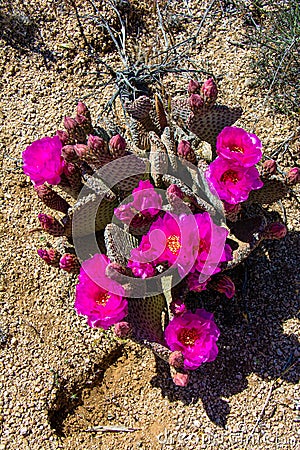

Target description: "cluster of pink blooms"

left=205, top=127, right=263, bottom=204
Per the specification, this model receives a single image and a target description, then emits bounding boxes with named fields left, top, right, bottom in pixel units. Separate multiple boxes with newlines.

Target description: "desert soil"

left=0, top=1, right=299, bottom=449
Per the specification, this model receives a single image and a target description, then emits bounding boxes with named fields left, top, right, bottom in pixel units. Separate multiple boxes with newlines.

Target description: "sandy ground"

left=0, top=1, right=299, bottom=449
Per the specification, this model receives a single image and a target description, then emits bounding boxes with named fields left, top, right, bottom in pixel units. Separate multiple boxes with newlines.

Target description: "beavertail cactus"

left=23, top=86, right=292, bottom=387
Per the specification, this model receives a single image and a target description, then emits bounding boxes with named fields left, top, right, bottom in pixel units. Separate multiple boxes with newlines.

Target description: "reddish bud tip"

left=114, top=321, right=132, bottom=338
left=56, top=130, right=70, bottom=146
left=59, top=254, right=80, bottom=273
left=87, top=134, right=104, bottom=152
left=262, top=159, right=277, bottom=176
left=169, top=351, right=184, bottom=369
left=109, top=134, right=127, bottom=158
left=263, top=222, right=287, bottom=240
left=64, top=116, right=77, bottom=132
left=62, top=145, right=77, bottom=162
left=188, top=93, right=204, bottom=111
left=74, top=144, right=89, bottom=159
left=188, top=79, right=201, bottom=95
left=76, top=101, right=90, bottom=117
left=286, top=167, right=300, bottom=185
left=37, top=248, right=60, bottom=266
left=173, top=372, right=189, bottom=387
left=200, top=78, right=218, bottom=105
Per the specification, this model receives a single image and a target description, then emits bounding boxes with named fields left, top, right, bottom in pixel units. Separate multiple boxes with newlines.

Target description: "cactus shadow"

left=151, top=231, right=300, bottom=427
left=0, top=9, right=55, bottom=64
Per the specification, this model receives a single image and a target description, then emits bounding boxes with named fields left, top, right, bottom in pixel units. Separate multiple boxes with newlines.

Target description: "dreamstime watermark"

left=72, top=153, right=226, bottom=297
left=156, top=428, right=299, bottom=448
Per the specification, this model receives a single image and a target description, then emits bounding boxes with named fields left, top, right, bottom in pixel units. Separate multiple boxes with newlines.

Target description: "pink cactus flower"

left=115, top=180, right=162, bottom=226
left=22, top=135, right=64, bottom=186
left=129, top=212, right=231, bottom=280
left=205, top=156, right=263, bottom=204
left=75, top=254, right=128, bottom=330
left=164, top=309, right=220, bottom=370
left=216, top=127, right=262, bottom=167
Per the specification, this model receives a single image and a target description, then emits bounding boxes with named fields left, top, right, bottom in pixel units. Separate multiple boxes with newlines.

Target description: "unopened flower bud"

left=109, top=134, right=127, bottom=158
left=200, top=78, right=218, bottom=106
left=76, top=101, right=91, bottom=120
left=263, top=222, right=287, bottom=240
left=56, top=130, right=70, bottom=146
left=62, top=145, right=77, bottom=162
left=286, top=167, right=300, bottom=185
left=188, top=93, right=204, bottom=111
left=64, top=116, right=77, bottom=132
left=38, top=213, right=65, bottom=236
left=37, top=248, right=61, bottom=266
left=74, top=144, right=89, bottom=159
left=169, top=351, right=184, bottom=369
left=167, top=184, right=184, bottom=201
left=187, top=79, right=200, bottom=95
left=262, top=159, right=277, bottom=176
left=62, top=162, right=82, bottom=191
left=106, top=262, right=127, bottom=283
left=87, top=134, right=104, bottom=152
left=75, top=114, right=92, bottom=136
left=177, top=140, right=196, bottom=164
left=210, top=275, right=235, bottom=299
left=35, top=184, right=70, bottom=214
left=173, top=372, right=189, bottom=387
left=170, top=298, right=187, bottom=316
left=114, top=321, right=132, bottom=338
left=59, top=254, right=80, bottom=273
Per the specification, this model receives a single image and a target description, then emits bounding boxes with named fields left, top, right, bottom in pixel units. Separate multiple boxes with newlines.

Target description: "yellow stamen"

left=166, top=235, right=181, bottom=255
left=95, top=292, right=110, bottom=306
left=231, top=145, right=244, bottom=153
left=178, top=328, right=199, bottom=346
left=220, top=169, right=239, bottom=183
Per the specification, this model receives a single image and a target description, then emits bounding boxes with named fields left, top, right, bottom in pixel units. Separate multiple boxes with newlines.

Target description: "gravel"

left=0, top=1, right=299, bottom=449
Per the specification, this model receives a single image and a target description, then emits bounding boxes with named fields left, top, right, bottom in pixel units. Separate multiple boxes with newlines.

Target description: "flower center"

left=230, top=145, right=244, bottom=153
left=95, top=292, right=111, bottom=306
left=220, top=169, right=239, bottom=184
left=178, top=328, right=200, bottom=346
left=166, top=234, right=181, bottom=255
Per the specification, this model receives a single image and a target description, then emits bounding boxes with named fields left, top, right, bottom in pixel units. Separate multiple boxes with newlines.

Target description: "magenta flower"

left=75, top=254, right=128, bottom=330
left=205, top=157, right=263, bottom=204
left=216, top=127, right=262, bottom=167
left=114, top=180, right=162, bottom=227
left=164, top=309, right=220, bottom=370
left=127, top=260, right=156, bottom=279
left=129, top=212, right=231, bottom=281
left=22, top=135, right=64, bottom=186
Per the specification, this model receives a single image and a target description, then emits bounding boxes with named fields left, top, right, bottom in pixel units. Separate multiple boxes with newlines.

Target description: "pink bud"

left=56, top=130, right=70, bottom=146
left=262, top=159, right=277, bottom=176
left=114, top=321, right=132, bottom=338
left=188, top=79, right=200, bottom=95
left=211, top=275, right=235, bottom=299
left=188, top=93, right=204, bottom=111
left=64, top=116, right=77, bottom=132
left=169, top=351, right=184, bottom=369
left=263, top=222, right=287, bottom=240
left=200, top=78, right=218, bottom=106
left=286, top=167, right=300, bottom=185
left=109, top=134, right=127, bottom=158
left=167, top=184, right=184, bottom=199
left=59, top=254, right=80, bottom=273
left=38, top=213, right=65, bottom=236
left=106, top=262, right=127, bottom=283
left=62, top=145, right=77, bottom=162
left=87, top=134, right=104, bottom=152
left=74, top=144, right=89, bottom=159
left=173, top=372, right=189, bottom=387
left=177, top=140, right=196, bottom=163
left=37, top=248, right=60, bottom=266
left=76, top=101, right=90, bottom=118
left=75, top=114, right=88, bottom=127
left=170, top=298, right=187, bottom=316
left=62, top=162, right=82, bottom=191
